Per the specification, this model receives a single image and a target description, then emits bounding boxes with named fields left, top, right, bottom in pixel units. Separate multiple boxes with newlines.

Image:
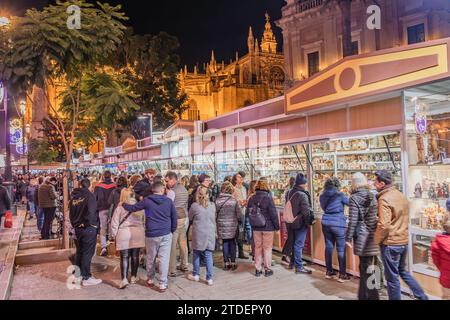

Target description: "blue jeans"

left=28, top=201, right=36, bottom=217
left=37, top=207, right=44, bottom=231
left=291, top=225, right=308, bottom=269
left=193, top=249, right=214, bottom=280
left=380, top=245, right=428, bottom=300
left=222, top=238, right=236, bottom=263
left=322, top=225, right=346, bottom=275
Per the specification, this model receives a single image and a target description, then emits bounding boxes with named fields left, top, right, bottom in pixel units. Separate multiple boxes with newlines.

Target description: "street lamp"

left=19, top=100, right=27, bottom=174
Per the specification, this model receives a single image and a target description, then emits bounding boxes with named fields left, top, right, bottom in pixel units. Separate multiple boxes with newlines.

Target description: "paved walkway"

left=9, top=251, right=370, bottom=300
left=0, top=207, right=26, bottom=300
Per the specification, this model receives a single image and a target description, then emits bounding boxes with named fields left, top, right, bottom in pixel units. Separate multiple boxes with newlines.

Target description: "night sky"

left=1, top=0, right=286, bottom=68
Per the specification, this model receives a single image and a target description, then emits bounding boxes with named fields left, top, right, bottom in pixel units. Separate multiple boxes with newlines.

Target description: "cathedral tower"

left=261, top=13, right=277, bottom=53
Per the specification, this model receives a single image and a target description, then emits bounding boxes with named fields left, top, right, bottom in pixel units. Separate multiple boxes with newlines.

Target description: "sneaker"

left=82, top=277, right=102, bottom=286
left=338, top=274, right=351, bottom=283
left=146, top=279, right=154, bottom=287
left=281, top=256, right=290, bottom=266
left=255, top=270, right=263, bottom=277
left=325, top=271, right=337, bottom=280
left=264, top=269, right=274, bottom=277
left=230, top=263, right=238, bottom=271
left=222, top=263, right=229, bottom=271
left=295, top=267, right=312, bottom=274
left=179, top=266, right=189, bottom=272
left=158, top=284, right=168, bottom=292
left=188, top=274, right=200, bottom=282
left=100, top=248, right=107, bottom=257
left=206, top=279, right=214, bottom=286
left=168, top=272, right=177, bottom=278
left=119, top=278, right=129, bottom=289
left=130, top=276, right=139, bottom=284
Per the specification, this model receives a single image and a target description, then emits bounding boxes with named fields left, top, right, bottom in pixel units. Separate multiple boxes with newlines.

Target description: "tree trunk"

left=63, top=159, right=71, bottom=249
left=340, top=0, right=353, bottom=57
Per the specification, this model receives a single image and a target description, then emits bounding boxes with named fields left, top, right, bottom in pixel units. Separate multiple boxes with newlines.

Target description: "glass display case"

left=215, top=151, right=251, bottom=184
left=311, top=133, right=402, bottom=212
left=405, top=85, right=450, bottom=277
left=253, top=145, right=307, bottom=206
left=192, top=154, right=217, bottom=181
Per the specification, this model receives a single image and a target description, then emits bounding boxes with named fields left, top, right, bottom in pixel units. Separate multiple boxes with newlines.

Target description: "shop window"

left=405, top=82, right=450, bottom=278
left=307, top=51, right=320, bottom=77
left=407, top=23, right=425, bottom=44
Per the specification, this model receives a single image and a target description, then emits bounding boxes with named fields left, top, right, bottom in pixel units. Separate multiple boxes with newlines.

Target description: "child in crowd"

left=431, top=198, right=450, bottom=300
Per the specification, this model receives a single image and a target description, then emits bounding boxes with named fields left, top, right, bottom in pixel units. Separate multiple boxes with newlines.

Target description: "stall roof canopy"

left=286, top=37, right=450, bottom=114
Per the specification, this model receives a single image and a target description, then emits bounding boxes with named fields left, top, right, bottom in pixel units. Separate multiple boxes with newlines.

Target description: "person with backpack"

left=345, top=173, right=380, bottom=300
left=247, top=179, right=279, bottom=277
left=93, top=171, right=116, bottom=256
left=281, top=177, right=296, bottom=266
left=69, top=178, right=102, bottom=287
left=216, top=181, right=243, bottom=271
left=111, top=187, right=145, bottom=289
left=284, top=173, right=313, bottom=274
left=320, top=177, right=350, bottom=283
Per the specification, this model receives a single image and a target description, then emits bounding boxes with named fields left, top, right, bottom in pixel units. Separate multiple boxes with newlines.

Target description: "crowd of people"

left=0, top=168, right=449, bottom=300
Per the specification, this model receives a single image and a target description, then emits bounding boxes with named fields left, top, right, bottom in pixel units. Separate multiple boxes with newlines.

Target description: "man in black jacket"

left=94, top=171, right=116, bottom=256
left=0, top=176, right=11, bottom=225
left=286, top=173, right=313, bottom=274
left=69, top=178, right=102, bottom=287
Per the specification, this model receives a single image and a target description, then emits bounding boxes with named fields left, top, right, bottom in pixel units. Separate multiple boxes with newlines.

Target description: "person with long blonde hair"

left=111, top=187, right=145, bottom=289
left=187, top=186, right=216, bottom=285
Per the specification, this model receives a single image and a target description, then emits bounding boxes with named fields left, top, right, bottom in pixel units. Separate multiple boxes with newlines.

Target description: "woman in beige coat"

left=111, top=188, right=145, bottom=289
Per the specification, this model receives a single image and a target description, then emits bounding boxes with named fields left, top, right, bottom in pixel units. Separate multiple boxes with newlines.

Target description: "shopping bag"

left=4, top=210, right=12, bottom=228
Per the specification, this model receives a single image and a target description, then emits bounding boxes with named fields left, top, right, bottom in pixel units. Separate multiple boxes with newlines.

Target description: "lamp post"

left=19, top=100, right=26, bottom=174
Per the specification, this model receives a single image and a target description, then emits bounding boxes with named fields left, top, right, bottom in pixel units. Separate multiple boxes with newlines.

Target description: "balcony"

left=282, top=0, right=324, bottom=16
left=137, top=137, right=153, bottom=149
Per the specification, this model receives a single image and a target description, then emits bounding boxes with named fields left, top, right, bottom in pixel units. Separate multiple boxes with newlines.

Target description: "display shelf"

left=412, top=263, right=440, bottom=278
left=411, top=226, right=442, bottom=238
left=312, top=147, right=401, bottom=157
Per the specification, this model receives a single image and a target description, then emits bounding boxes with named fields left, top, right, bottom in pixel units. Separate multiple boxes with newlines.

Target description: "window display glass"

left=169, top=156, right=192, bottom=177
left=215, top=151, right=251, bottom=184
left=311, top=133, right=402, bottom=212
left=192, top=154, right=217, bottom=181
left=405, top=82, right=450, bottom=276
left=253, top=145, right=308, bottom=206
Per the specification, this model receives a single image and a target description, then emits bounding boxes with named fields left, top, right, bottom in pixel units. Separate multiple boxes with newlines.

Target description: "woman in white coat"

left=111, top=187, right=145, bottom=289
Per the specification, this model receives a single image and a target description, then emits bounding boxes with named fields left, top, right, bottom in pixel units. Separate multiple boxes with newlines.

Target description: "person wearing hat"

left=133, top=168, right=156, bottom=200
left=0, top=176, right=11, bottom=227
left=285, top=173, right=313, bottom=274
left=374, top=170, right=427, bottom=300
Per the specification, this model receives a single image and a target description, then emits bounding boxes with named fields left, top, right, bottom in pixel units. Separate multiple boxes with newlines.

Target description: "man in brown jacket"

left=38, top=177, right=58, bottom=240
left=374, top=170, right=427, bottom=300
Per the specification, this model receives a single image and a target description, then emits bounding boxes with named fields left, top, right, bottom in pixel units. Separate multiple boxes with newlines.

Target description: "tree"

left=29, top=138, right=59, bottom=164
left=0, top=0, right=139, bottom=248
left=112, top=30, right=188, bottom=131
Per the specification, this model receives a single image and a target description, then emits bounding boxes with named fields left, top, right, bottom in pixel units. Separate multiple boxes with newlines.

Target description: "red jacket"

left=431, top=233, right=450, bottom=288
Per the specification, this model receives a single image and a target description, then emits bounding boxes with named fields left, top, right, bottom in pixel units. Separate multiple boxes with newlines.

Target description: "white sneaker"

left=158, top=284, right=168, bottom=292
left=206, top=279, right=213, bottom=286
left=119, top=278, right=129, bottom=289
left=146, top=279, right=154, bottom=287
left=130, top=276, right=139, bottom=284
left=188, top=274, right=200, bottom=282
left=82, top=277, right=102, bottom=286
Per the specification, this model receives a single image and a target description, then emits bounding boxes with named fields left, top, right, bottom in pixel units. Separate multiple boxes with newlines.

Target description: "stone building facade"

left=179, top=14, right=285, bottom=121
left=277, top=0, right=450, bottom=83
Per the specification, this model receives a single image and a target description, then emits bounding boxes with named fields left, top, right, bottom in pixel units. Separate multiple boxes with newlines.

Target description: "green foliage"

left=29, top=138, right=59, bottom=164
left=112, top=30, right=188, bottom=131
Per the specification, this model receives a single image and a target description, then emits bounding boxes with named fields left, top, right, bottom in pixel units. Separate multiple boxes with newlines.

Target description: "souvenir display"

left=414, top=183, right=423, bottom=198
left=420, top=204, right=448, bottom=231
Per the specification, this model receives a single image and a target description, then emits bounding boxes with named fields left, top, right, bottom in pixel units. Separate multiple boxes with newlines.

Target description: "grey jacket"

left=188, top=202, right=216, bottom=251
left=346, top=187, right=379, bottom=257
left=215, top=194, right=243, bottom=240
left=173, top=183, right=189, bottom=219
left=38, top=182, right=57, bottom=209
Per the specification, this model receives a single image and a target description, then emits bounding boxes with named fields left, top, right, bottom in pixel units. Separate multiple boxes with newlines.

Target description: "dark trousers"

left=75, top=226, right=97, bottom=280
left=358, top=256, right=380, bottom=300
left=120, top=248, right=140, bottom=280
left=222, top=238, right=237, bottom=263
left=380, top=245, right=427, bottom=300
left=282, top=223, right=294, bottom=256
left=322, top=225, right=346, bottom=275
left=41, top=207, right=56, bottom=240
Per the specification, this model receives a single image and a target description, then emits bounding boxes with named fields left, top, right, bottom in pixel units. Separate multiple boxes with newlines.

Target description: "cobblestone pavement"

left=8, top=252, right=371, bottom=300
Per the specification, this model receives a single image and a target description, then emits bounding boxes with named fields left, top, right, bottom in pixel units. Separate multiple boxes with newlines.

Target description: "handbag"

left=351, top=198, right=370, bottom=256
left=248, top=196, right=267, bottom=228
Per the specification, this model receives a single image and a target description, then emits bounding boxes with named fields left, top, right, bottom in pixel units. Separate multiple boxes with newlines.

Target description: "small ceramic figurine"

left=437, top=183, right=445, bottom=198
left=443, top=183, right=449, bottom=199
left=414, top=183, right=423, bottom=198
left=428, top=183, right=437, bottom=200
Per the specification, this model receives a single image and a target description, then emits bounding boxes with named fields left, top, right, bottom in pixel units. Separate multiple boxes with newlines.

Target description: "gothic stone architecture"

left=277, top=0, right=450, bottom=83
left=180, top=14, right=285, bottom=121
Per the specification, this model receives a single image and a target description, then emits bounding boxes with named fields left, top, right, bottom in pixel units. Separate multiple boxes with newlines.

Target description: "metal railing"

left=137, top=137, right=153, bottom=149
left=296, top=0, right=324, bottom=13
left=104, top=146, right=123, bottom=156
